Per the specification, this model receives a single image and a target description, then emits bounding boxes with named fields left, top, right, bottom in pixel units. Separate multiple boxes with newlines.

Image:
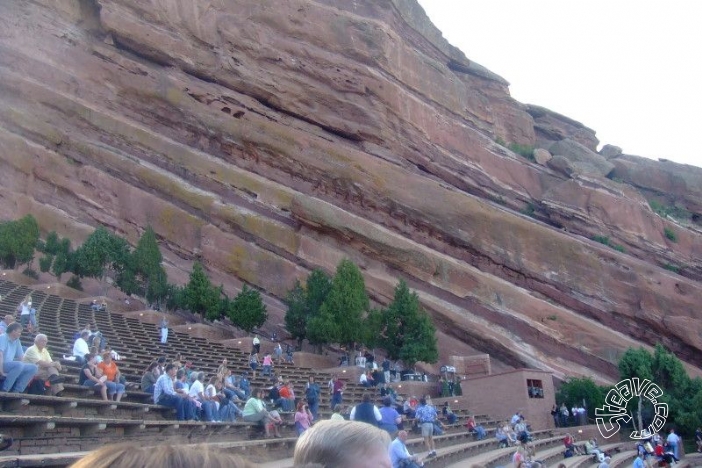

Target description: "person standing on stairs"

left=160, top=315, right=169, bottom=344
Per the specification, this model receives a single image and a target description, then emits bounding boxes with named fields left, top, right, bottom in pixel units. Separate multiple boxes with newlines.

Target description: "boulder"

left=549, top=139, right=615, bottom=177
left=610, top=155, right=702, bottom=218
left=547, top=155, right=575, bottom=177
left=526, top=104, right=599, bottom=151
left=599, top=144, right=622, bottom=159
left=533, top=148, right=552, bottom=166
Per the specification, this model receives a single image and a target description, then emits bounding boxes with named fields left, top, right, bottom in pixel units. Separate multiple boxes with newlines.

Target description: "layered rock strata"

left=0, top=0, right=700, bottom=382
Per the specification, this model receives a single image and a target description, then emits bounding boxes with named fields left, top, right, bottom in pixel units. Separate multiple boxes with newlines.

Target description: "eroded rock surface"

left=0, top=0, right=701, bottom=382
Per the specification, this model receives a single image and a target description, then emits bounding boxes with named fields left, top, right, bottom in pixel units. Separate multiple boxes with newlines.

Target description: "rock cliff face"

left=1, top=0, right=701, bottom=382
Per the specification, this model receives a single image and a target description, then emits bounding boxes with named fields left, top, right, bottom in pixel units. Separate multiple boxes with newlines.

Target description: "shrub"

left=508, top=143, right=535, bottom=161
left=521, top=203, right=536, bottom=217
left=613, top=244, right=626, bottom=253
left=66, top=275, right=83, bottom=291
left=649, top=200, right=692, bottom=222
left=592, top=235, right=610, bottom=246
left=664, top=227, right=678, bottom=242
left=22, top=268, right=39, bottom=279
left=39, top=255, right=53, bottom=273
left=663, top=263, right=681, bottom=274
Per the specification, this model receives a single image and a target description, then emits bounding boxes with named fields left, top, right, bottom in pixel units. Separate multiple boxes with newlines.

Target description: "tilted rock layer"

left=1, top=0, right=701, bottom=382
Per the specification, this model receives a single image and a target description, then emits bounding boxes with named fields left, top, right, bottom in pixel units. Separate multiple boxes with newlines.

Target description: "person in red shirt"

left=278, top=382, right=295, bottom=412
left=563, top=433, right=582, bottom=455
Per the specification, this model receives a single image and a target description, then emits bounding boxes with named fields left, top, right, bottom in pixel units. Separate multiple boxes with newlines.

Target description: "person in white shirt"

left=159, top=316, right=169, bottom=344
left=72, top=331, right=90, bottom=364
left=19, top=297, right=33, bottom=332
left=666, top=428, right=681, bottom=460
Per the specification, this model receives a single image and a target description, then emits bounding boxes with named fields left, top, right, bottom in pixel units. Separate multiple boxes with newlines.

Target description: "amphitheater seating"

left=1, top=278, right=678, bottom=468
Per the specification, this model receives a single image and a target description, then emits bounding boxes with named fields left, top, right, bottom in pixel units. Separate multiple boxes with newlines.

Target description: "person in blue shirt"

left=389, top=430, right=423, bottom=468
left=153, top=363, right=195, bottom=420
left=414, top=398, right=437, bottom=458
left=0, top=323, right=38, bottom=393
left=633, top=451, right=645, bottom=468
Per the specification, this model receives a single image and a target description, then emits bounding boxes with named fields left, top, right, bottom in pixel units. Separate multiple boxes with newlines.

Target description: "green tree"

left=43, top=231, right=60, bottom=255
left=39, top=232, right=72, bottom=280
left=71, top=226, right=130, bottom=292
left=284, top=280, right=308, bottom=348
left=312, top=259, right=368, bottom=350
left=119, top=226, right=168, bottom=305
left=283, top=269, right=333, bottom=350
left=227, top=284, right=268, bottom=332
left=555, top=377, right=607, bottom=420
left=52, top=251, right=70, bottom=281
left=164, top=284, right=186, bottom=311
left=39, top=254, right=54, bottom=273
left=398, top=308, right=438, bottom=369
left=617, top=345, right=698, bottom=436
left=377, top=280, right=438, bottom=368
left=182, top=262, right=220, bottom=319
left=0, top=214, right=40, bottom=268
left=618, top=346, right=656, bottom=432
left=362, top=307, right=384, bottom=349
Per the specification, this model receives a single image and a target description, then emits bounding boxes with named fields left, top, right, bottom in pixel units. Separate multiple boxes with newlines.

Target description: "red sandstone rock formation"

left=0, top=0, right=700, bottom=383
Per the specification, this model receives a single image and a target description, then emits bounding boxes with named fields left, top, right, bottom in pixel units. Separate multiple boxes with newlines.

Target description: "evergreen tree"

left=398, top=310, right=438, bottom=369
left=617, top=345, right=699, bottom=436
left=164, top=284, right=186, bottom=311
left=43, top=231, right=60, bottom=255
left=118, top=226, right=168, bottom=305
left=378, top=280, right=438, bottom=368
left=0, top=214, right=40, bottom=268
left=555, top=377, right=607, bottom=420
left=182, top=262, right=220, bottom=319
left=313, top=259, right=368, bottom=350
left=227, top=284, right=268, bottom=332
left=304, top=269, right=333, bottom=349
left=284, top=280, right=308, bottom=348
left=38, top=232, right=72, bottom=280
left=39, top=254, right=54, bottom=273
left=283, top=269, right=333, bottom=350
left=306, top=269, right=333, bottom=316
left=52, top=251, right=69, bottom=281
left=71, top=226, right=130, bottom=293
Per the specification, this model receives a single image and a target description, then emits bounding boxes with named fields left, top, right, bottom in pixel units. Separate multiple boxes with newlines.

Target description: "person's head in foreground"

left=70, top=443, right=254, bottom=468
left=293, top=419, right=392, bottom=468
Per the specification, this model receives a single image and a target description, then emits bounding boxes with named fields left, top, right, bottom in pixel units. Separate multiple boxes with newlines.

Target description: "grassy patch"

left=663, top=263, right=680, bottom=274
left=649, top=200, right=692, bottom=222
left=508, top=143, right=535, bottom=161
left=592, top=235, right=610, bottom=246
left=664, top=227, right=678, bottom=242
left=521, top=203, right=536, bottom=217
left=494, top=137, right=535, bottom=161
left=592, top=235, right=626, bottom=253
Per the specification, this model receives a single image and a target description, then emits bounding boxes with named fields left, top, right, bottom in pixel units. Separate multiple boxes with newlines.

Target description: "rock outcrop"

left=0, top=0, right=701, bottom=382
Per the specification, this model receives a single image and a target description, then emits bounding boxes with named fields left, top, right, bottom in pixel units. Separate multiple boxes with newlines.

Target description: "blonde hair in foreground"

left=69, top=443, right=254, bottom=468
left=293, top=419, right=391, bottom=467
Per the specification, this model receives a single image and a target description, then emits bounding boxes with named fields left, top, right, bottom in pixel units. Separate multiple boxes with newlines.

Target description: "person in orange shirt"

left=97, top=352, right=126, bottom=401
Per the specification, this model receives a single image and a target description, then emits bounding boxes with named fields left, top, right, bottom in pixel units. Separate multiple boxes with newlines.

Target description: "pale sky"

left=417, top=0, right=702, bottom=169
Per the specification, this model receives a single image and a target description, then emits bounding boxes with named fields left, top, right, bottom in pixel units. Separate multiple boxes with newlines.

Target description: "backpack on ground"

left=26, top=378, right=47, bottom=395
